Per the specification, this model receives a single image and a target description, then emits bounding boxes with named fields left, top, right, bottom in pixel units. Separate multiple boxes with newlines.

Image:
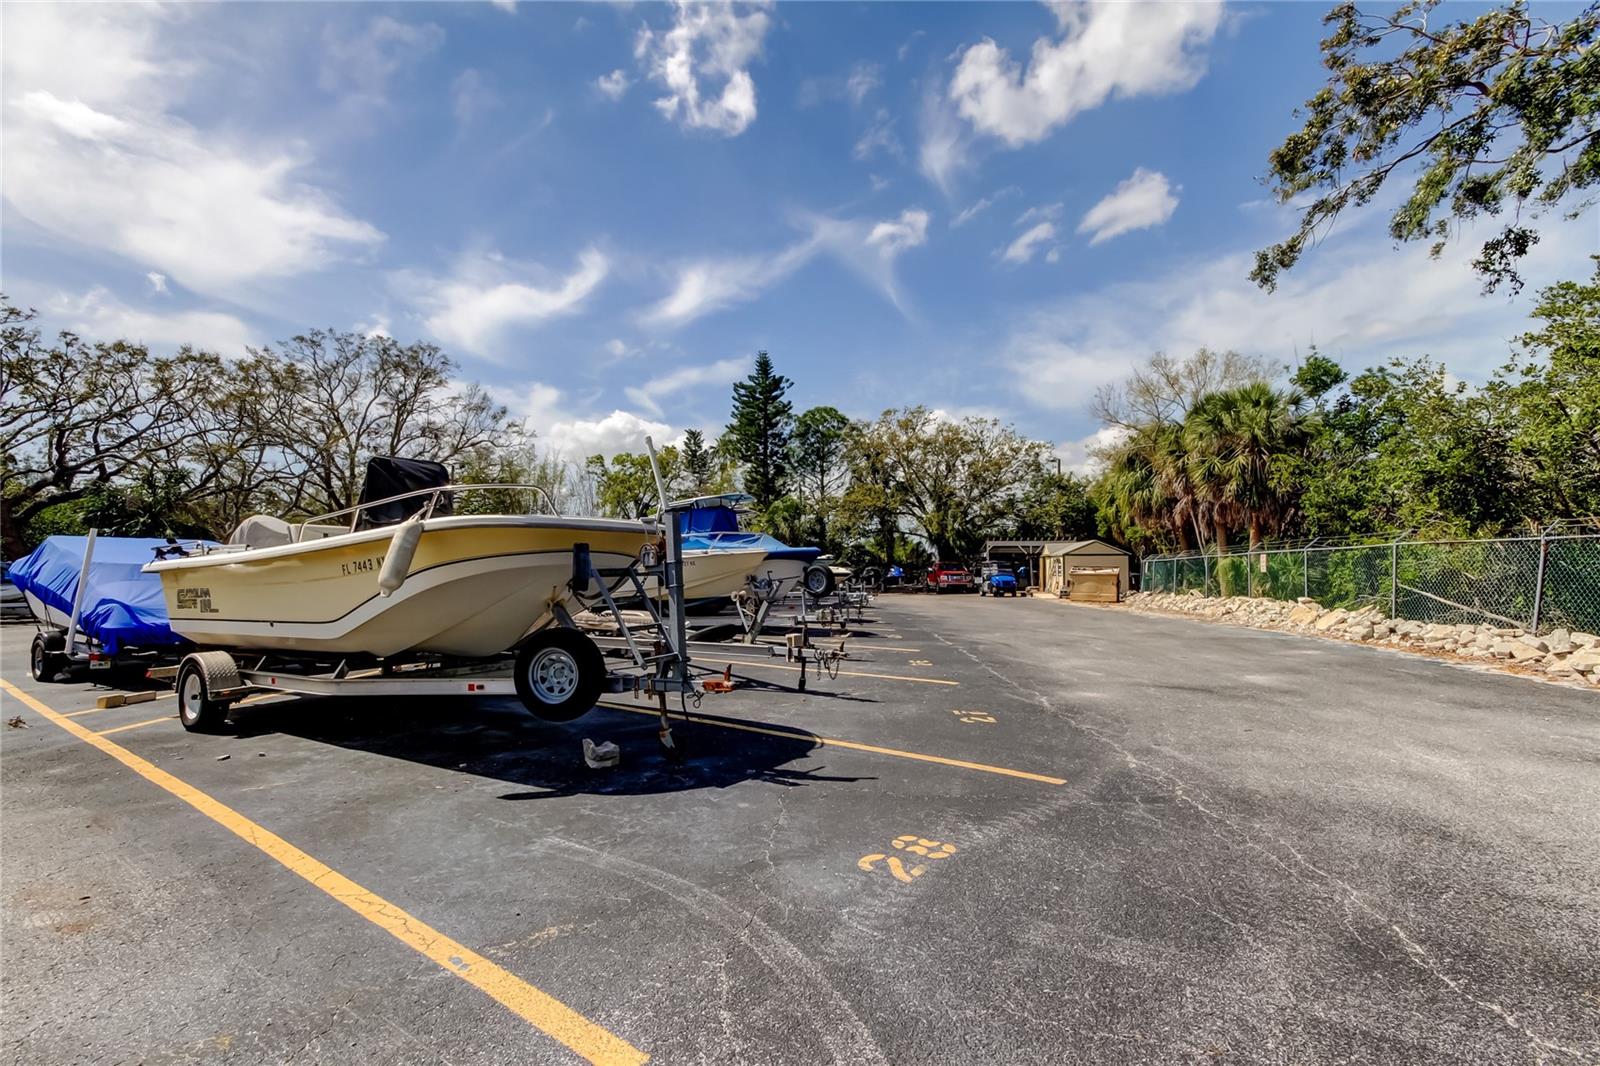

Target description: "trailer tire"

left=515, top=629, right=604, bottom=723
left=176, top=657, right=230, bottom=733
left=802, top=564, right=835, bottom=599
left=30, top=632, right=68, bottom=682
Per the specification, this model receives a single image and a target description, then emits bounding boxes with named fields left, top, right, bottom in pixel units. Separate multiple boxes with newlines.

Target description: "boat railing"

left=295, top=483, right=564, bottom=541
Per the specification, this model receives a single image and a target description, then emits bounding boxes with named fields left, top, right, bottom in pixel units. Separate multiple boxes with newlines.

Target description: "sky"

left=4, top=1, right=1595, bottom=471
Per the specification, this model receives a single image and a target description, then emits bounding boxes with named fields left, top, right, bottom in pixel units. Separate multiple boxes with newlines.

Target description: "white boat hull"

left=145, top=515, right=652, bottom=658
left=639, top=548, right=768, bottom=603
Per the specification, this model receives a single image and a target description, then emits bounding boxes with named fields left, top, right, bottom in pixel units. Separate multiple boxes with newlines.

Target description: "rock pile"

left=1125, top=590, right=1600, bottom=688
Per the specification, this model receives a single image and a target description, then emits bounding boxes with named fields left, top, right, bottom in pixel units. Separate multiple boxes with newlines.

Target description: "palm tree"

left=1097, top=424, right=1202, bottom=551
left=1185, top=383, right=1306, bottom=591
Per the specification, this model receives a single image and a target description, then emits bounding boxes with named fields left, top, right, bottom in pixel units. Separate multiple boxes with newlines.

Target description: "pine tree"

left=727, top=351, right=793, bottom=507
left=681, top=428, right=714, bottom=493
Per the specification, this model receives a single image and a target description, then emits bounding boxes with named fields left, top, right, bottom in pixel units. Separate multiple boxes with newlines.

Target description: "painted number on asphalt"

left=951, top=709, right=996, bottom=724
left=908, top=659, right=933, bottom=667
left=858, top=835, right=959, bottom=883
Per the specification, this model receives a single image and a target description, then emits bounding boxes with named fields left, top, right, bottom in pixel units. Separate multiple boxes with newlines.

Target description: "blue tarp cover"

left=8, top=536, right=205, bottom=653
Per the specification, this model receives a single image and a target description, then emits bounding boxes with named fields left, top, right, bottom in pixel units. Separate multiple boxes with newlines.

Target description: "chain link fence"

left=1141, top=525, right=1600, bottom=636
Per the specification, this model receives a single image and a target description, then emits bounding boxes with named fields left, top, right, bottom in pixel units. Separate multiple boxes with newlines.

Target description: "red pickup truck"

left=927, top=562, right=973, bottom=593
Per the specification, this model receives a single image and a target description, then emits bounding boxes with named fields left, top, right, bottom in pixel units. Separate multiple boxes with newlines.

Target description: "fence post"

left=1202, top=552, right=1210, bottom=597
left=1389, top=541, right=1398, bottom=618
left=1530, top=527, right=1550, bottom=634
left=1302, top=547, right=1308, bottom=600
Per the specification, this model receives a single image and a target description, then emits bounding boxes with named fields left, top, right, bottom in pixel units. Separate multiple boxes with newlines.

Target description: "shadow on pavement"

left=229, top=695, right=871, bottom=799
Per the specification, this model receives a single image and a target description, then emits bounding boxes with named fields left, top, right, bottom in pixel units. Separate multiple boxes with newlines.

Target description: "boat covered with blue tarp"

left=9, top=536, right=209, bottom=653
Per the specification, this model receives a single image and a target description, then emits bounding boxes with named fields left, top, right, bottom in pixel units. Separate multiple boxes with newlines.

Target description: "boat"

left=143, top=457, right=656, bottom=659
left=674, top=494, right=830, bottom=607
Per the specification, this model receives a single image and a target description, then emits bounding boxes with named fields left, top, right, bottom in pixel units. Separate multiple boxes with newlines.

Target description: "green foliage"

left=1255, top=0, right=1600, bottom=294
left=680, top=429, right=715, bottom=495
left=1011, top=469, right=1096, bottom=541
left=842, top=407, right=1043, bottom=561
left=1485, top=257, right=1600, bottom=518
left=727, top=351, right=793, bottom=508
left=587, top=448, right=682, bottom=519
left=790, top=405, right=851, bottom=549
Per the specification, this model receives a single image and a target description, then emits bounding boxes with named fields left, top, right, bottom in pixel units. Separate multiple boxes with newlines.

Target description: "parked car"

left=977, top=563, right=1019, bottom=597
left=926, top=561, right=973, bottom=593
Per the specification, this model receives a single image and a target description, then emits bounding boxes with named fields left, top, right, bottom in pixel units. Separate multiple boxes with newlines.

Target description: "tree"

left=248, top=330, right=513, bottom=516
left=588, top=448, right=682, bottom=518
left=0, top=302, right=228, bottom=555
left=1011, top=467, right=1097, bottom=541
left=1485, top=259, right=1600, bottom=518
left=1092, top=423, right=1203, bottom=552
left=836, top=419, right=904, bottom=568
left=1183, top=383, right=1307, bottom=553
left=846, top=407, right=1043, bottom=560
left=790, top=405, right=851, bottom=548
left=1092, top=348, right=1277, bottom=430
left=1254, top=0, right=1600, bottom=294
left=727, top=351, right=793, bottom=507
left=680, top=429, right=715, bottom=494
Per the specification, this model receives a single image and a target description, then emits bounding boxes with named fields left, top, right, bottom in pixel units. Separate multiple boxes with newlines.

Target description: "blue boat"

left=674, top=494, right=831, bottom=607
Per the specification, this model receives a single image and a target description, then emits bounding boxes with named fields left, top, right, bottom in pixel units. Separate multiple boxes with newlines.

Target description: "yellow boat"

left=144, top=459, right=655, bottom=659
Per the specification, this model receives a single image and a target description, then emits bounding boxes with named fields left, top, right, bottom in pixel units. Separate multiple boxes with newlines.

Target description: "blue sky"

left=5, top=2, right=1593, bottom=466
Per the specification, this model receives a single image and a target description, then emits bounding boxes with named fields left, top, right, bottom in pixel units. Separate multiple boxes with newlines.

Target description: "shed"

left=1039, top=540, right=1132, bottom=599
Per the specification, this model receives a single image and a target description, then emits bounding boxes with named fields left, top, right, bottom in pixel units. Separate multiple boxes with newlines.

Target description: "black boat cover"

left=355, top=456, right=452, bottom=529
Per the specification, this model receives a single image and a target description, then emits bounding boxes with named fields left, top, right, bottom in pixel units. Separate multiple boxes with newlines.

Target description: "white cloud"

left=1005, top=207, right=1595, bottom=412
left=485, top=381, right=672, bottom=461
left=551, top=409, right=675, bottom=461
left=949, top=2, right=1224, bottom=147
left=1078, top=168, right=1179, bottom=245
left=2, top=5, right=383, bottom=299
left=1017, top=202, right=1063, bottom=226
left=1054, top=426, right=1129, bottom=475
left=641, top=241, right=817, bottom=328
left=319, top=16, right=445, bottom=102
left=1001, top=222, right=1057, bottom=265
left=847, top=63, right=881, bottom=106
left=596, top=68, right=631, bottom=101
left=452, top=69, right=499, bottom=125
left=853, top=109, right=903, bottom=161
left=625, top=356, right=751, bottom=416
left=358, top=313, right=391, bottom=338
left=634, top=1, right=771, bottom=137
left=146, top=272, right=168, bottom=294
left=491, top=0, right=517, bottom=10
left=415, top=248, right=609, bottom=357
left=643, top=207, right=931, bottom=328
left=917, top=88, right=969, bottom=195
left=46, top=287, right=256, bottom=356
left=867, top=209, right=930, bottom=255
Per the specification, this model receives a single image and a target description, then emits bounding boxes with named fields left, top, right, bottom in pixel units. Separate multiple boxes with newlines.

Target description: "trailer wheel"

left=176, top=658, right=229, bottom=733
left=803, top=565, right=835, bottom=598
left=515, top=629, right=604, bottom=723
left=30, top=632, right=68, bottom=682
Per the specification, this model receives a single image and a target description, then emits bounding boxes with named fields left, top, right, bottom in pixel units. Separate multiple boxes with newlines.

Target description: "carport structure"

left=983, top=539, right=1132, bottom=595
left=981, top=540, right=1049, bottom=589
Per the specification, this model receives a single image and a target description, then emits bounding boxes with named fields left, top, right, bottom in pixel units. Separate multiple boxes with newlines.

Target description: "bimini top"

left=9, top=536, right=215, bottom=652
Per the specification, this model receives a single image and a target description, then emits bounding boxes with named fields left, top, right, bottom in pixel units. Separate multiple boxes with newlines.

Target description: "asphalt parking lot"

left=3, top=594, right=1598, bottom=1065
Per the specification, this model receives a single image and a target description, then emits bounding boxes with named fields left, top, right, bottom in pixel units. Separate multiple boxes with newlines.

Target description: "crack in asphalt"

left=926, top=624, right=1594, bottom=1064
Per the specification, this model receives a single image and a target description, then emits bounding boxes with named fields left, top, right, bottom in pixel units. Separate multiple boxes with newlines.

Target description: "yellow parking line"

left=0, top=679, right=647, bottom=1066
left=704, top=659, right=958, bottom=686
left=599, top=702, right=1065, bottom=786
left=96, top=714, right=175, bottom=736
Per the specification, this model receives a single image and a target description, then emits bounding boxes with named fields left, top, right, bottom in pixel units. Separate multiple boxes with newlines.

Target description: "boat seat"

left=229, top=516, right=347, bottom=548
